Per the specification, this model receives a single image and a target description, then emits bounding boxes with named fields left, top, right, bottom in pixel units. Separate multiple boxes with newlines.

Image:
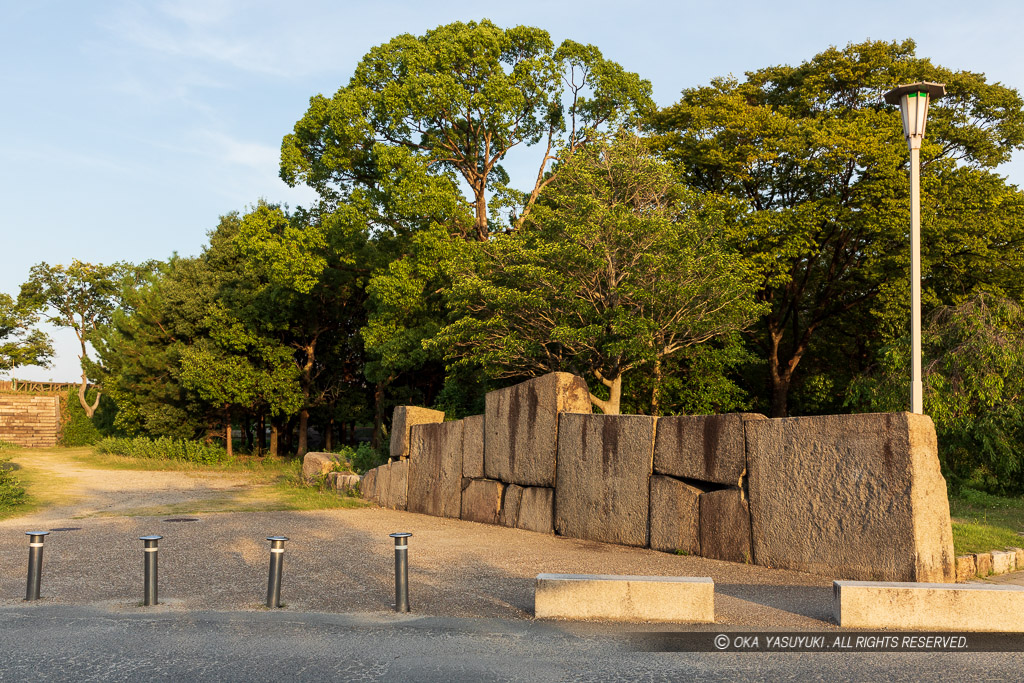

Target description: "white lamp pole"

left=884, top=82, right=945, bottom=414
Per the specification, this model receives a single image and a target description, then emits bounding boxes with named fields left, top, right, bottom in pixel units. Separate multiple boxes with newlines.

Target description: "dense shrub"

left=0, top=458, right=27, bottom=511
left=95, top=436, right=230, bottom=465
left=330, top=442, right=385, bottom=475
left=58, top=389, right=106, bottom=448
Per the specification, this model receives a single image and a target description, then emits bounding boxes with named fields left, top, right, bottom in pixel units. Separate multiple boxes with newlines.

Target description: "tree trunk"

left=78, top=371, right=100, bottom=418
left=473, top=185, right=489, bottom=241
left=297, top=410, right=309, bottom=457
left=225, top=411, right=233, bottom=459
left=325, top=418, right=334, bottom=452
left=590, top=371, right=623, bottom=415
left=651, top=357, right=662, bottom=416
left=258, top=413, right=266, bottom=456
left=372, top=381, right=386, bottom=450
left=270, top=420, right=279, bottom=457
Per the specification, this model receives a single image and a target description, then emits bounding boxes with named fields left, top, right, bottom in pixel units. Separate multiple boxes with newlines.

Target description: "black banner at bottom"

left=630, top=632, right=1024, bottom=652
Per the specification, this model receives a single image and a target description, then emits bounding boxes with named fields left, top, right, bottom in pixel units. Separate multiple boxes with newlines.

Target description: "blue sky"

left=3, top=0, right=1023, bottom=381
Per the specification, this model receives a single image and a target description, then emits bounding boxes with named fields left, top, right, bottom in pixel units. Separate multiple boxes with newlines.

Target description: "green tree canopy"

left=650, top=38, right=1024, bottom=416
left=0, top=292, right=52, bottom=374
left=432, top=135, right=764, bottom=414
left=19, top=260, right=143, bottom=416
left=280, top=19, right=654, bottom=240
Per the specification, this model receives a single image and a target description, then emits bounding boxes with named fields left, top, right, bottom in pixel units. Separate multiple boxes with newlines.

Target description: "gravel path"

left=2, top=450, right=845, bottom=627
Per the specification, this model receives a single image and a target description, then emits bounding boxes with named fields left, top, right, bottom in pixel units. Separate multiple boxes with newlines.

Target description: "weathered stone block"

left=535, top=574, right=715, bottom=622
left=518, top=487, right=555, bottom=534
left=361, top=468, right=378, bottom=501
left=327, top=472, right=361, bottom=493
left=301, top=451, right=342, bottom=483
left=955, top=555, right=976, bottom=583
left=746, top=412, right=956, bottom=582
left=555, top=414, right=655, bottom=547
left=1014, top=548, right=1024, bottom=570
left=390, top=406, right=445, bottom=458
left=834, top=580, right=1024, bottom=631
left=373, top=464, right=391, bottom=505
left=377, top=461, right=408, bottom=510
left=991, top=550, right=1016, bottom=575
left=484, top=372, right=592, bottom=487
left=462, top=414, right=485, bottom=479
left=699, top=487, right=752, bottom=564
left=649, top=475, right=702, bottom=555
left=975, top=552, right=993, bottom=577
left=460, top=478, right=505, bottom=525
left=499, top=484, right=524, bottom=527
left=654, top=413, right=766, bottom=486
left=407, top=421, right=463, bottom=518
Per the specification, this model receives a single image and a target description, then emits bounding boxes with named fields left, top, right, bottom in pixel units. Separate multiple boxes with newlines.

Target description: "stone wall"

left=362, top=373, right=956, bottom=582
left=0, top=394, right=61, bottom=447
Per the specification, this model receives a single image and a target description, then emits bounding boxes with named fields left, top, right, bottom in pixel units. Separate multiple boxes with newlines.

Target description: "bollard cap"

left=389, top=532, right=412, bottom=539
left=139, top=535, right=163, bottom=541
left=267, top=535, right=289, bottom=542
left=25, top=531, right=50, bottom=538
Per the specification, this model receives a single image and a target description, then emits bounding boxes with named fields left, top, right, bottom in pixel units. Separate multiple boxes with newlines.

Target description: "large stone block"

left=555, top=414, right=655, bottom=547
left=377, top=460, right=409, bottom=510
left=974, top=552, right=993, bottom=577
left=535, top=574, right=715, bottom=622
left=390, top=406, right=445, bottom=458
left=361, top=467, right=378, bottom=501
left=484, top=372, right=592, bottom=487
left=746, top=412, right=955, bottom=582
left=699, top=487, right=752, bottom=564
left=518, top=487, right=555, bottom=534
left=407, top=421, right=464, bottom=518
left=649, top=475, right=703, bottom=555
left=499, top=484, right=524, bottom=527
left=834, top=580, right=1024, bottom=631
left=462, top=414, right=485, bottom=479
left=460, top=478, right=505, bottom=525
left=654, top=413, right=766, bottom=486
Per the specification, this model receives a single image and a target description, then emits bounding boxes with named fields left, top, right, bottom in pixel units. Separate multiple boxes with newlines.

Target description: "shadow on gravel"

left=715, top=583, right=834, bottom=623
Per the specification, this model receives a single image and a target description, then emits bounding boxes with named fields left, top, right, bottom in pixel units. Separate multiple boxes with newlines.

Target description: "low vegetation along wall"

left=362, top=372, right=956, bottom=583
left=0, top=394, right=61, bottom=447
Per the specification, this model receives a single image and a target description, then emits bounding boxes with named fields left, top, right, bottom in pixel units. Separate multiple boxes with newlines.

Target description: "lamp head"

left=884, top=82, right=946, bottom=142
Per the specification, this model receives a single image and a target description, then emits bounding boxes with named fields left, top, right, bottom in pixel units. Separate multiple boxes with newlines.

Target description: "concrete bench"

left=534, top=574, right=714, bottom=622
left=834, top=580, right=1024, bottom=631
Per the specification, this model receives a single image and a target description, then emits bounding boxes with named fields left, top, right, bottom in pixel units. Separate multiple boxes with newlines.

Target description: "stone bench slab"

left=535, top=574, right=714, bottom=622
left=834, top=580, right=1024, bottom=631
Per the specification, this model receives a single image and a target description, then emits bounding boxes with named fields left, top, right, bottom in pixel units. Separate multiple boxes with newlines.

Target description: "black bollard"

left=25, top=531, right=49, bottom=601
left=140, top=535, right=162, bottom=606
left=266, top=536, right=288, bottom=608
left=389, top=532, right=412, bottom=612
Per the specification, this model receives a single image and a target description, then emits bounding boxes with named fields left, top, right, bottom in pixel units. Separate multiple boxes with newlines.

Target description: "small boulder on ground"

left=302, top=452, right=344, bottom=484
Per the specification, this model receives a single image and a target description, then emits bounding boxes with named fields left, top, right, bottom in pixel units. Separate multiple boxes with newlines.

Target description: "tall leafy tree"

left=281, top=19, right=653, bottom=240
left=650, top=39, right=1024, bottom=416
left=234, top=202, right=372, bottom=455
left=0, top=292, right=52, bottom=374
left=433, top=136, right=763, bottom=414
left=19, top=260, right=141, bottom=417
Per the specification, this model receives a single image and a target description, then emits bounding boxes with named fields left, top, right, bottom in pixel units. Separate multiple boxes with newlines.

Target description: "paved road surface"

left=2, top=605, right=1022, bottom=682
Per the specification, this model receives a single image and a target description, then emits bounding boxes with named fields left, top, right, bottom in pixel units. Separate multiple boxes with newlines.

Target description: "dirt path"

left=6, top=448, right=270, bottom=522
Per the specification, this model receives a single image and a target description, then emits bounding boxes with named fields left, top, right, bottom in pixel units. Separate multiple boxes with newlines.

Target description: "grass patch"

left=0, top=446, right=81, bottom=520
left=950, top=488, right=1024, bottom=555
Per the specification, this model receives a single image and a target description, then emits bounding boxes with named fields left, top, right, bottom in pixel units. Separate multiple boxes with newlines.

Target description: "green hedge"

left=95, top=436, right=230, bottom=465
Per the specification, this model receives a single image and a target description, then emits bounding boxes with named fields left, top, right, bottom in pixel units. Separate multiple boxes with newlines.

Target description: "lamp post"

left=883, top=81, right=946, bottom=414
